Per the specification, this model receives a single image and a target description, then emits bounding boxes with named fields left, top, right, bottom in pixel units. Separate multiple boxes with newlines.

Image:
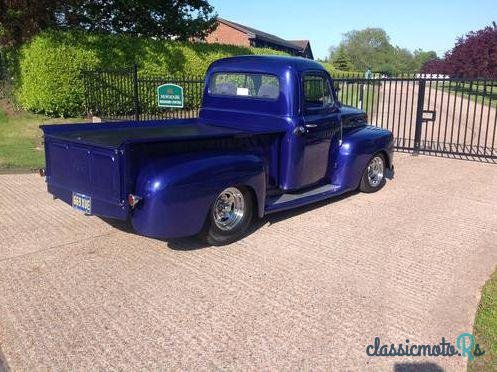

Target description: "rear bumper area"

left=48, top=184, right=129, bottom=220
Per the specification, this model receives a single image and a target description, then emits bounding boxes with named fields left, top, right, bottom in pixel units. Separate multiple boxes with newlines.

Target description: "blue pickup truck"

left=41, top=56, right=394, bottom=245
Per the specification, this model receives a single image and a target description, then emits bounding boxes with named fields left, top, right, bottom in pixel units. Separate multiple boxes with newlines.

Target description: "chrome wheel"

left=212, top=187, right=245, bottom=231
left=367, top=156, right=384, bottom=188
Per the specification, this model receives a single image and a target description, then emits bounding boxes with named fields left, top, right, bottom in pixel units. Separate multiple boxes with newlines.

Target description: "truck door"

left=297, top=71, right=340, bottom=188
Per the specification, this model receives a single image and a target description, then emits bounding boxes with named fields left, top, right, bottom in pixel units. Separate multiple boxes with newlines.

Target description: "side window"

left=303, top=74, right=334, bottom=111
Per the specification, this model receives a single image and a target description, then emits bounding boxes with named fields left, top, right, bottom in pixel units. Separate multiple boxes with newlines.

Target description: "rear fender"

left=131, top=152, right=265, bottom=239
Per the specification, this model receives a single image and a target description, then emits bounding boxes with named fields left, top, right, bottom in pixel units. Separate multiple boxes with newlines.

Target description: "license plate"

left=72, top=192, right=91, bottom=214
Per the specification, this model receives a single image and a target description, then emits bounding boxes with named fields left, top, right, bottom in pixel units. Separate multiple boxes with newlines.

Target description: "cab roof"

left=207, top=55, right=326, bottom=75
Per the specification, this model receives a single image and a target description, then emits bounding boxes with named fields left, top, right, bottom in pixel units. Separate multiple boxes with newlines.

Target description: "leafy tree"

left=0, top=0, right=61, bottom=46
left=391, top=47, right=417, bottom=74
left=330, top=46, right=353, bottom=71
left=422, top=22, right=497, bottom=78
left=328, top=28, right=437, bottom=75
left=413, top=49, right=437, bottom=70
left=445, top=22, right=497, bottom=78
left=420, top=58, right=449, bottom=75
left=0, top=0, right=217, bottom=47
left=59, top=0, right=217, bottom=40
left=338, top=28, right=393, bottom=72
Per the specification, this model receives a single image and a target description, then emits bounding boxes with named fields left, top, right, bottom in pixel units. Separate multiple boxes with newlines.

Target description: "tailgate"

left=44, top=137, right=127, bottom=219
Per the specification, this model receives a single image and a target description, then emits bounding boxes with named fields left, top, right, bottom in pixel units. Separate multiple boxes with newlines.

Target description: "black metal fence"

left=84, top=65, right=204, bottom=121
left=84, top=66, right=497, bottom=160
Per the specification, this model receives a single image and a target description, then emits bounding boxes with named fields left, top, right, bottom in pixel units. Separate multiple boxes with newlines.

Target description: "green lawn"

left=468, top=269, right=497, bottom=371
left=0, top=105, right=86, bottom=171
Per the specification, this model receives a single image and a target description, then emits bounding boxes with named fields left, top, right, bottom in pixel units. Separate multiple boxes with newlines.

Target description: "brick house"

left=204, top=18, right=314, bottom=59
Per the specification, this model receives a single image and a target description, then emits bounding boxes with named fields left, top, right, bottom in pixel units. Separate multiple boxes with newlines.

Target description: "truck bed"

left=41, top=119, right=279, bottom=149
left=41, top=119, right=284, bottom=221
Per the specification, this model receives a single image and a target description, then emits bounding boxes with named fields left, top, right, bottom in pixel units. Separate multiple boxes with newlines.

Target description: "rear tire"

left=202, top=186, right=254, bottom=246
left=359, top=154, right=386, bottom=193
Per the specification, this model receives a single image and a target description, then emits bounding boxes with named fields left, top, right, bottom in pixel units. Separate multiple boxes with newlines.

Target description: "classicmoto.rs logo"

left=366, top=333, right=484, bottom=361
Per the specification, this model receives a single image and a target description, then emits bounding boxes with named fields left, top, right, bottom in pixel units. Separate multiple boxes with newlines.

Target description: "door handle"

left=305, top=123, right=318, bottom=128
left=293, top=126, right=307, bottom=136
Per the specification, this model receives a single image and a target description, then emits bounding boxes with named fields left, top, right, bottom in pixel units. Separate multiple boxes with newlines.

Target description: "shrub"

left=17, top=30, right=287, bottom=117
left=18, top=34, right=100, bottom=116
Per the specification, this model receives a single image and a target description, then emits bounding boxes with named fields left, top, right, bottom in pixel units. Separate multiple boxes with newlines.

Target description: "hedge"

left=17, top=30, right=287, bottom=117
left=17, top=31, right=361, bottom=117
left=320, top=61, right=362, bottom=78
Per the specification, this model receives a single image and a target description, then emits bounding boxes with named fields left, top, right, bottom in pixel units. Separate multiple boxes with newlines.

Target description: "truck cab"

left=41, top=56, right=394, bottom=245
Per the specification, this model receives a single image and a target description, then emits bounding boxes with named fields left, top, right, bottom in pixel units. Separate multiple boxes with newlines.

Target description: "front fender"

left=331, top=126, right=393, bottom=190
left=131, top=152, right=265, bottom=239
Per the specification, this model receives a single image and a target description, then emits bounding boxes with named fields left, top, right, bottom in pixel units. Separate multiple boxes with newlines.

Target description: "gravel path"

left=1, top=153, right=496, bottom=370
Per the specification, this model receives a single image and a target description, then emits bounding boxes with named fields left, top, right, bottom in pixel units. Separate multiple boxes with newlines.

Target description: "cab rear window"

left=209, top=73, right=280, bottom=99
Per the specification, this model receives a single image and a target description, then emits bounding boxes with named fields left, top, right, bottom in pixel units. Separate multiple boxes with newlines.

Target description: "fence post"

left=132, top=64, right=140, bottom=121
left=413, top=79, right=426, bottom=154
left=359, top=83, right=364, bottom=110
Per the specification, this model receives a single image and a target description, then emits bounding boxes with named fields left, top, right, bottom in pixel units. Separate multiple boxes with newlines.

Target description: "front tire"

left=359, top=154, right=386, bottom=193
left=202, top=186, right=254, bottom=246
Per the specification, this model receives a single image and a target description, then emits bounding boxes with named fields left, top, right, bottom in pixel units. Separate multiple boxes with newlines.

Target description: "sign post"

left=157, top=84, right=184, bottom=108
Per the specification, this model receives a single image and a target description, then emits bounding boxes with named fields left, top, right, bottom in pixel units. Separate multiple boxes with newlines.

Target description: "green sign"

left=157, top=83, right=184, bottom=108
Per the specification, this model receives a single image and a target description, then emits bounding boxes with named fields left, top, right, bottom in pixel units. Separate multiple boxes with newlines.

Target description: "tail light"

left=128, top=194, right=142, bottom=208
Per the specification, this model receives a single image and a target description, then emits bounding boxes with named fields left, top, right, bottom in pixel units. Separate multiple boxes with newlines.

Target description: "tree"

left=328, top=28, right=437, bottom=75
left=421, top=23, right=497, bottom=78
left=0, top=0, right=61, bottom=46
left=339, top=28, right=393, bottom=72
left=444, top=23, right=497, bottom=78
left=59, top=0, right=217, bottom=40
left=0, top=0, right=218, bottom=47
left=330, top=46, right=353, bottom=71
left=391, top=47, right=417, bottom=74
left=421, top=58, right=449, bottom=75
left=413, top=49, right=437, bottom=71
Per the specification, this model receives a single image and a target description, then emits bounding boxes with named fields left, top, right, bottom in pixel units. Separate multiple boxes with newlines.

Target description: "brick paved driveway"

left=1, top=154, right=496, bottom=370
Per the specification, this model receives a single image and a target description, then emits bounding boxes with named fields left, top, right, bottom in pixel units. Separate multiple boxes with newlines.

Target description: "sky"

left=209, top=0, right=496, bottom=60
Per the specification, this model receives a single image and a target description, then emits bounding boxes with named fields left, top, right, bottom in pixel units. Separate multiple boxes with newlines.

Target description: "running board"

left=265, top=184, right=348, bottom=214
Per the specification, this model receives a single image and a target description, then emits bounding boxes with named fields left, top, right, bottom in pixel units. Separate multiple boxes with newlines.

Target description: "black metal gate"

left=84, top=67, right=497, bottom=161
left=334, top=77, right=497, bottom=160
